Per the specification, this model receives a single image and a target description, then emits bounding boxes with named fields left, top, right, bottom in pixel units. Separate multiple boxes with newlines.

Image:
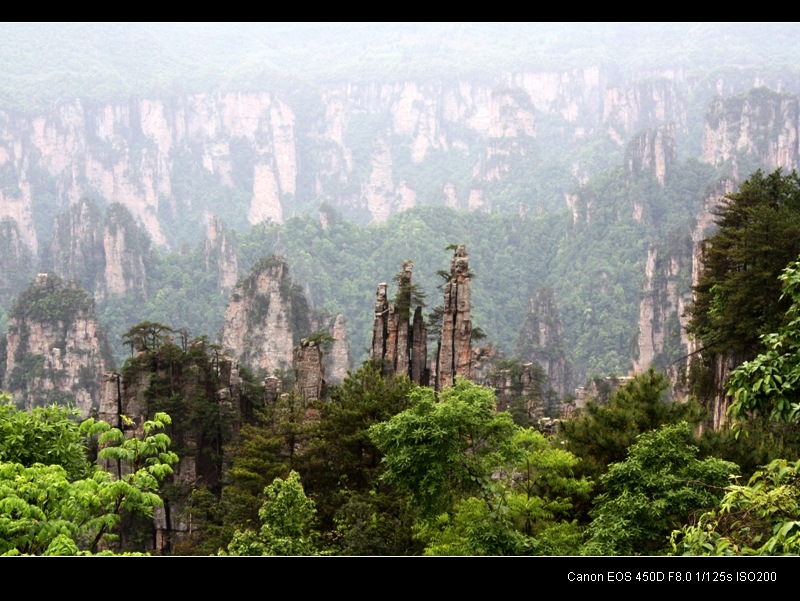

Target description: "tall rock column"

left=370, top=282, right=389, bottom=363
left=436, top=244, right=473, bottom=390
left=293, top=339, right=325, bottom=403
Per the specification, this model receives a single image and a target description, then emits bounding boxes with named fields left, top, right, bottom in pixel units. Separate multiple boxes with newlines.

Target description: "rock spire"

left=435, top=244, right=473, bottom=390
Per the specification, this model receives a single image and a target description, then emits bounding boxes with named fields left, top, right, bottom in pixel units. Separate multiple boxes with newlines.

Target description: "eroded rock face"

left=3, top=273, right=110, bottom=417
left=370, top=260, right=428, bottom=384
left=436, top=245, right=472, bottom=390
left=626, top=124, right=676, bottom=188
left=48, top=199, right=150, bottom=301
left=0, top=69, right=695, bottom=250
left=203, top=215, right=239, bottom=293
left=324, top=313, right=350, bottom=385
left=514, top=286, right=570, bottom=397
left=685, top=179, right=738, bottom=425
left=0, top=218, right=34, bottom=306
left=633, top=237, right=693, bottom=394
left=221, top=256, right=311, bottom=376
left=294, top=339, right=324, bottom=402
left=483, top=361, right=549, bottom=418
left=703, top=88, right=800, bottom=177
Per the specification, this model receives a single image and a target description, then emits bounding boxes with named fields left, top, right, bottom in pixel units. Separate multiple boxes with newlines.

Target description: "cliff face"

left=625, top=124, right=676, bottom=188
left=483, top=361, right=552, bottom=422
left=48, top=199, right=150, bottom=300
left=203, top=215, right=239, bottom=294
left=684, top=179, right=740, bottom=429
left=0, top=93, right=296, bottom=251
left=514, top=286, right=570, bottom=397
left=3, top=274, right=110, bottom=417
left=0, top=69, right=701, bottom=254
left=293, top=339, right=324, bottom=402
left=633, top=237, right=693, bottom=390
left=0, top=218, right=34, bottom=306
left=703, top=88, right=800, bottom=176
left=221, top=256, right=311, bottom=376
left=317, top=312, right=350, bottom=386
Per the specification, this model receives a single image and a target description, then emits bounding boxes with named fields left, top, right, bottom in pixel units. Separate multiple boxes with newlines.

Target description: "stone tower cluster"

left=370, top=259, right=429, bottom=385
left=370, top=245, right=475, bottom=390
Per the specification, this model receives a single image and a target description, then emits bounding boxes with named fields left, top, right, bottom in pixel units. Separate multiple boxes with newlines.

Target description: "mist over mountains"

left=2, top=22, right=800, bottom=394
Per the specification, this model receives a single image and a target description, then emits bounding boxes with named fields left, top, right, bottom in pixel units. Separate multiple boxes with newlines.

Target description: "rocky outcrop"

left=633, top=237, right=693, bottom=390
left=0, top=218, right=34, bottom=306
left=3, top=273, right=111, bottom=417
left=604, top=77, right=687, bottom=145
left=370, top=260, right=428, bottom=384
left=322, top=313, right=349, bottom=385
left=483, top=360, right=550, bottom=420
left=221, top=256, right=311, bottom=376
left=293, top=339, right=324, bottom=402
left=626, top=124, right=676, bottom=187
left=684, top=178, right=739, bottom=428
left=0, top=93, right=298, bottom=249
left=203, top=215, right=239, bottom=293
left=435, top=245, right=472, bottom=390
left=514, top=286, right=571, bottom=397
left=47, top=199, right=150, bottom=300
left=703, top=87, right=800, bottom=176
left=0, top=69, right=695, bottom=251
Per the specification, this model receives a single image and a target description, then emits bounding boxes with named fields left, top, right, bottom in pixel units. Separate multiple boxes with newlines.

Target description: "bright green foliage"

left=559, top=369, right=702, bottom=481
left=0, top=404, right=178, bottom=555
left=369, top=378, right=517, bottom=517
left=687, top=169, right=800, bottom=358
left=417, top=428, right=591, bottom=555
left=504, top=428, right=592, bottom=538
left=584, top=423, right=738, bottom=555
left=226, top=471, right=321, bottom=556
left=727, top=257, right=800, bottom=426
left=0, top=399, right=91, bottom=480
left=671, top=458, right=800, bottom=555
left=370, top=380, right=590, bottom=555
left=417, top=496, right=527, bottom=556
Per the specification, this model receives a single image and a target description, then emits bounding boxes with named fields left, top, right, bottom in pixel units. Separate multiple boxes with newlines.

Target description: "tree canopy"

left=687, top=169, right=800, bottom=358
left=726, top=256, right=800, bottom=425
left=671, top=457, right=800, bottom=555
left=584, top=422, right=738, bottom=555
left=0, top=397, right=178, bottom=555
left=559, top=369, right=701, bottom=481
